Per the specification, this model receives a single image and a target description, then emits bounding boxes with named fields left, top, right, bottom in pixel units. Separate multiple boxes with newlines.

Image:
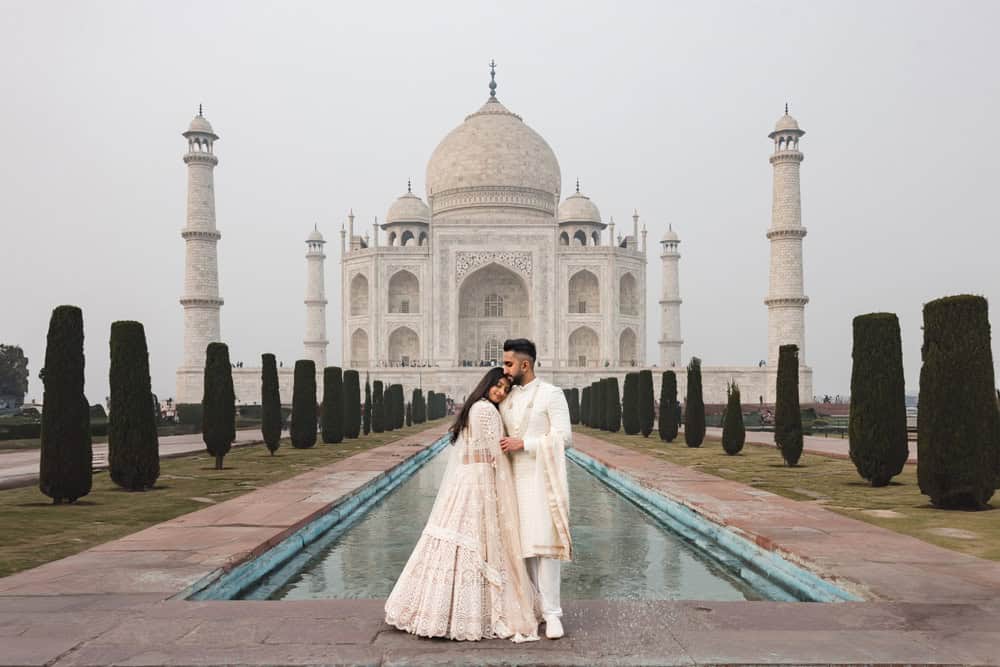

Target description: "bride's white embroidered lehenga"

left=384, top=399, right=540, bottom=642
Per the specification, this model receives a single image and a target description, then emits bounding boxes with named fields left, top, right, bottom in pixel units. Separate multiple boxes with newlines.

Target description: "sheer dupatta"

left=384, top=399, right=539, bottom=642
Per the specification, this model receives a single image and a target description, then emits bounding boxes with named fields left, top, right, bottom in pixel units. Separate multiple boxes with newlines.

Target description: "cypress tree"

left=569, top=388, right=580, bottom=424
left=638, top=370, right=655, bottom=437
left=384, top=384, right=397, bottom=431
left=406, top=401, right=412, bottom=427
left=426, top=390, right=434, bottom=420
left=363, top=375, right=372, bottom=435
left=622, top=373, right=640, bottom=435
left=39, top=305, right=92, bottom=503
left=411, top=388, right=423, bottom=424
left=321, top=367, right=344, bottom=444
left=291, top=360, right=317, bottom=449
left=918, top=295, right=1000, bottom=509
left=581, top=386, right=591, bottom=427
left=605, top=377, right=622, bottom=433
left=849, top=313, right=908, bottom=486
left=684, top=358, right=705, bottom=447
left=372, top=381, right=385, bottom=432
left=261, top=353, right=282, bottom=455
left=722, top=381, right=746, bottom=455
left=108, top=320, right=159, bottom=490
left=775, top=345, right=803, bottom=466
left=395, top=385, right=406, bottom=428
left=658, top=371, right=679, bottom=442
left=588, top=382, right=598, bottom=429
left=202, top=342, right=236, bottom=469
left=343, top=370, right=361, bottom=439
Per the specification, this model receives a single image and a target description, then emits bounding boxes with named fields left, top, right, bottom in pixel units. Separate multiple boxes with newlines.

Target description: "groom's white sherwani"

left=501, top=377, right=572, bottom=619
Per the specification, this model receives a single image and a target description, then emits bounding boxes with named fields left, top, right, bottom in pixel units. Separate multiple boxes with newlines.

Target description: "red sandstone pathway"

left=706, top=426, right=918, bottom=463
left=1, top=424, right=997, bottom=666
left=0, top=428, right=272, bottom=490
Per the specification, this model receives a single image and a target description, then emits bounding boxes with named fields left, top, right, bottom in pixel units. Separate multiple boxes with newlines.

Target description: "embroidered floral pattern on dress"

left=384, top=399, right=539, bottom=642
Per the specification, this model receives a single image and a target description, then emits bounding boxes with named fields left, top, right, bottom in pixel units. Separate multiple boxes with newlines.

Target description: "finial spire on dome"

left=198, top=103, right=203, bottom=117
left=407, top=178, right=412, bottom=194
left=489, top=59, right=497, bottom=99
left=575, top=178, right=580, bottom=194
left=785, top=102, right=789, bottom=115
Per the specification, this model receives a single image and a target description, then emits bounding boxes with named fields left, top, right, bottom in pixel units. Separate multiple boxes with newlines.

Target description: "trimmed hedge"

left=581, top=386, right=591, bottom=427
left=622, top=373, right=639, bottom=435
left=321, top=367, right=344, bottom=444
left=775, top=344, right=803, bottom=466
left=372, top=381, right=385, bottom=433
left=202, top=342, right=235, bottom=470
left=722, top=381, right=745, bottom=455
left=291, top=360, right=317, bottom=449
left=684, top=358, right=705, bottom=447
left=918, top=295, right=1000, bottom=508
left=108, top=320, right=159, bottom=490
left=604, top=377, right=621, bottom=433
left=849, top=313, right=907, bottom=486
left=363, top=375, right=372, bottom=435
left=638, top=370, right=654, bottom=437
left=343, top=370, right=361, bottom=439
left=39, top=305, right=92, bottom=503
left=261, top=354, right=282, bottom=455
left=659, top=371, right=679, bottom=442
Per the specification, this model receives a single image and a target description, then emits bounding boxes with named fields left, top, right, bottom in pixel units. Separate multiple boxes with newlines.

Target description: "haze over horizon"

left=3, top=1, right=999, bottom=405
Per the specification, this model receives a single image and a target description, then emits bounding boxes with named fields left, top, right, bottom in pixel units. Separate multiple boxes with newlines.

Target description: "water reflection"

left=271, top=447, right=760, bottom=601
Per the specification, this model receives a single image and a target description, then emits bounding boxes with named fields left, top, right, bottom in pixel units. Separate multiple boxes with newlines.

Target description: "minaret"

left=180, top=106, right=223, bottom=371
left=765, top=105, right=809, bottom=367
left=659, top=225, right=683, bottom=367
left=304, top=225, right=328, bottom=368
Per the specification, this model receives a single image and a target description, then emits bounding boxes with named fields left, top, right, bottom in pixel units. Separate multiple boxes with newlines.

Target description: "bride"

left=384, top=367, right=540, bottom=642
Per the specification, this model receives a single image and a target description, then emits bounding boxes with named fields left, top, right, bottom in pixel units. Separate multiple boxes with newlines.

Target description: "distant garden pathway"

left=704, top=426, right=917, bottom=464
left=0, top=428, right=271, bottom=490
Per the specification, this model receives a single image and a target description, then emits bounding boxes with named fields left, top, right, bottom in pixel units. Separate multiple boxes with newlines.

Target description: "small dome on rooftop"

left=385, top=186, right=430, bottom=225
left=661, top=226, right=679, bottom=242
left=307, top=226, right=324, bottom=242
left=558, top=186, right=602, bottom=225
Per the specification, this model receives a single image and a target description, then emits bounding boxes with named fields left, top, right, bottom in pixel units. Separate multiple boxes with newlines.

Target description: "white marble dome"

left=425, top=97, right=561, bottom=212
left=558, top=191, right=602, bottom=224
left=386, top=191, right=430, bottom=224
left=773, top=113, right=802, bottom=133
left=185, top=114, right=217, bottom=137
left=307, top=226, right=324, bottom=242
left=661, top=226, right=679, bottom=242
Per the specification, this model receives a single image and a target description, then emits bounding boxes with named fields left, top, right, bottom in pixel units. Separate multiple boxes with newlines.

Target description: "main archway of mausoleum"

left=457, top=263, right=530, bottom=365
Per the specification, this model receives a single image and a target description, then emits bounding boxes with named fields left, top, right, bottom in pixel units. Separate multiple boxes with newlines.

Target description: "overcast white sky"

left=3, top=0, right=999, bottom=404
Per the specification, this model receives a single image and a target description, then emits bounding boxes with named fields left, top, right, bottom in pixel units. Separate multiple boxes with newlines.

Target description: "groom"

left=499, top=338, right=573, bottom=639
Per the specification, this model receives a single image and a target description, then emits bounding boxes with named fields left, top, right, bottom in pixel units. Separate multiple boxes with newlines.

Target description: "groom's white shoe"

left=544, top=615, right=564, bottom=639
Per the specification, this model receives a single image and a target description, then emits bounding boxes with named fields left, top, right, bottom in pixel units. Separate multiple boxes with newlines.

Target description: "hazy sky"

left=3, top=0, right=999, bottom=404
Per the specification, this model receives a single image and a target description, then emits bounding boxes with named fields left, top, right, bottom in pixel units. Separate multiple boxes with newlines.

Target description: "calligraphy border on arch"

left=455, top=251, right=532, bottom=283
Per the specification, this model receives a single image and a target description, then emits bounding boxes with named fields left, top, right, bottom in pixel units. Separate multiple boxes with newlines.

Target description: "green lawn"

left=0, top=420, right=445, bottom=578
left=576, top=426, right=1000, bottom=562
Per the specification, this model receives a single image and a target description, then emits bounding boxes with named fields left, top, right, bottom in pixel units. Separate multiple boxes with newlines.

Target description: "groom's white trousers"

left=525, top=557, right=562, bottom=618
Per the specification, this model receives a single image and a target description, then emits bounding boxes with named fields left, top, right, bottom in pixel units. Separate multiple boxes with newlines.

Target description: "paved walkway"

left=1, top=424, right=997, bottom=665
left=0, top=428, right=271, bottom=490
left=705, top=427, right=917, bottom=463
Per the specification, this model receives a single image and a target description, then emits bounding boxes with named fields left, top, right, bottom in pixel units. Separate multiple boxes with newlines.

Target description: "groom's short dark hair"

left=503, top=338, right=536, bottom=362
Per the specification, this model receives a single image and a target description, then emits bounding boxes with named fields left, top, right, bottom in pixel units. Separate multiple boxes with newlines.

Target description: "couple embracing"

left=384, top=338, right=573, bottom=642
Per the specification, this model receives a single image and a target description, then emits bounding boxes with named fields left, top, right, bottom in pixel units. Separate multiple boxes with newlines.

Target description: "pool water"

left=250, top=448, right=762, bottom=601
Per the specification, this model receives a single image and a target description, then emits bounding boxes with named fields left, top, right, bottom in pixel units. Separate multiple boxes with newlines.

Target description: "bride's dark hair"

left=449, top=367, right=510, bottom=443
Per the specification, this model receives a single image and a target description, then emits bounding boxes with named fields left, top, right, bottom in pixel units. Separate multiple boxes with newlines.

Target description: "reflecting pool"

left=249, top=448, right=763, bottom=601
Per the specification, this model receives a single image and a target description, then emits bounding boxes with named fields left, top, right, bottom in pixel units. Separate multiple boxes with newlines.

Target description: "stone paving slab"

left=2, top=424, right=1000, bottom=665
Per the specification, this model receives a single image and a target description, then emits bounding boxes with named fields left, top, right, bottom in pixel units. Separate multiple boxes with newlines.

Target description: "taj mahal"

left=175, top=67, right=812, bottom=406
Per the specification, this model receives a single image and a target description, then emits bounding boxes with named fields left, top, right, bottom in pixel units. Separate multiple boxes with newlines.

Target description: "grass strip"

left=0, top=420, right=445, bottom=578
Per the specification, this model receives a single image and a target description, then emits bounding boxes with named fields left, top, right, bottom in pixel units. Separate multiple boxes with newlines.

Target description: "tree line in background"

left=26, top=292, right=1000, bottom=510
left=577, top=293, right=1000, bottom=510
left=30, top=303, right=450, bottom=503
